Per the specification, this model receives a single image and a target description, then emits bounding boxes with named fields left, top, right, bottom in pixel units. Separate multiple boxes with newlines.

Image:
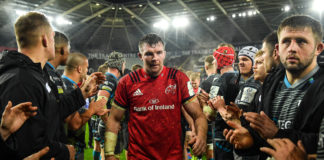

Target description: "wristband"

left=203, top=105, right=215, bottom=115
left=104, top=131, right=117, bottom=156
left=97, top=96, right=108, bottom=108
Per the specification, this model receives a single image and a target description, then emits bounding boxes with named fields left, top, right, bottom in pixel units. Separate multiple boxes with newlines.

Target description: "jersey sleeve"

left=199, top=80, right=210, bottom=93
left=113, top=76, right=128, bottom=109
left=99, top=73, right=118, bottom=95
left=209, top=76, right=223, bottom=99
left=176, top=71, right=195, bottom=104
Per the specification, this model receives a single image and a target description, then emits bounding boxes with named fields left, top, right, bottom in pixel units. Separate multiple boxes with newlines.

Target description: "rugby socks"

left=93, top=151, right=100, bottom=160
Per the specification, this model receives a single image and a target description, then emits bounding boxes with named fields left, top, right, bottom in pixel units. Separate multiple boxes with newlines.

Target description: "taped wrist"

left=96, top=96, right=108, bottom=108
left=104, top=131, right=117, bottom=156
left=203, top=105, right=215, bottom=115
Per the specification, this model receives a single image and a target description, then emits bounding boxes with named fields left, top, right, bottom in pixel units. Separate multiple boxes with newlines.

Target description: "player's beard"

left=282, top=49, right=315, bottom=75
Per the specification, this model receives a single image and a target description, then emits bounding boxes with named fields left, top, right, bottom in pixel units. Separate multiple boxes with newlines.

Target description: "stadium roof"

left=0, top=0, right=317, bottom=52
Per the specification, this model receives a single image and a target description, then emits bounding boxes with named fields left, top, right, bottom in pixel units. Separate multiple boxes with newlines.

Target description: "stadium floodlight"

left=312, top=0, right=324, bottom=12
left=248, top=11, right=253, bottom=16
left=210, top=16, right=215, bottom=21
left=153, top=19, right=169, bottom=30
left=238, top=13, right=242, bottom=17
left=56, top=17, right=72, bottom=25
left=232, top=14, right=236, bottom=18
left=242, top=12, right=246, bottom=17
left=253, top=11, right=257, bottom=15
left=15, top=9, right=27, bottom=16
left=172, top=17, right=189, bottom=28
left=284, top=5, right=290, bottom=12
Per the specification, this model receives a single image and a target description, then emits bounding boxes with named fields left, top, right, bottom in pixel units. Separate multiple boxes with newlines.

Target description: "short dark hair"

left=138, top=33, right=164, bottom=53
left=263, top=31, right=278, bottom=56
left=278, top=15, right=323, bottom=43
left=14, top=12, right=51, bottom=48
left=55, top=31, right=69, bottom=48
left=65, top=52, right=87, bottom=73
left=204, top=55, right=215, bottom=67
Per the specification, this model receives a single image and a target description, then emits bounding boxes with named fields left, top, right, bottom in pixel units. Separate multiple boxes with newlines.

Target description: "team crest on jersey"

left=187, top=81, right=195, bottom=96
left=149, top=98, right=160, bottom=104
left=165, top=84, right=177, bottom=95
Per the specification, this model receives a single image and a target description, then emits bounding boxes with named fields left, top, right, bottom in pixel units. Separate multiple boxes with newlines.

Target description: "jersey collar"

left=61, top=75, right=78, bottom=87
left=46, top=62, right=55, bottom=70
left=141, top=66, right=166, bottom=80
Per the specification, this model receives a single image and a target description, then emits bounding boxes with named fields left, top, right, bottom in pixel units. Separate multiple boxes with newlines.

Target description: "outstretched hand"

left=89, top=98, right=109, bottom=116
left=197, top=90, right=209, bottom=106
left=260, top=139, right=307, bottom=160
left=0, top=101, right=37, bottom=140
left=244, top=111, right=278, bottom=139
left=23, top=146, right=54, bottom=160
left=223, top=121, right=254, bottom=149
left=209, top=96, right=242, bottom=125
left=80, top=72, right=106, bottom=98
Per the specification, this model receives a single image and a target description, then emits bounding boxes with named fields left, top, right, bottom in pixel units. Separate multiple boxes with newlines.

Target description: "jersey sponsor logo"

left=278, top=120, right=292, bottom=129
left=240, top=87, right=257, bottom=104
left=134, top=104, right=175, bottom=112
left=133, top=88, right=143, bottom=96
left=187, top=81, right=195, bottom=96
left=149, top=98, right=160, bottom=104
left=209, top=86, right=220, bottom=99
left=165, top=84, right=177, bottom=95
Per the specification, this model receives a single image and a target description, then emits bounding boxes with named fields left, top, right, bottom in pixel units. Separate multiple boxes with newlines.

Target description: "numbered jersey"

left=114, top=67, right=195, bottom=160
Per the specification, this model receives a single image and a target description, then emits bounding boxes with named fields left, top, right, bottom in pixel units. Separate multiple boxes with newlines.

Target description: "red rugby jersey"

left=114, top=66, right=195, bottom=160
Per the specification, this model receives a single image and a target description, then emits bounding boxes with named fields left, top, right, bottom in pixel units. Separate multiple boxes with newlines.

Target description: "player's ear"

left=138, top=52, right=143, bottom=61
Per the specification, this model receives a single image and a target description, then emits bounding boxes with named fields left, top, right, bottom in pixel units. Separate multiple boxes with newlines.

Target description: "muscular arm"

left=105, top=104, right=125, bottom=159
left=183, top=97, right=208, bottom=155
left=107, top=105, right=125, bottom=134
left=181, top=106, right=195, bottom=132
left=65, top=90, right=108, bottom=130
